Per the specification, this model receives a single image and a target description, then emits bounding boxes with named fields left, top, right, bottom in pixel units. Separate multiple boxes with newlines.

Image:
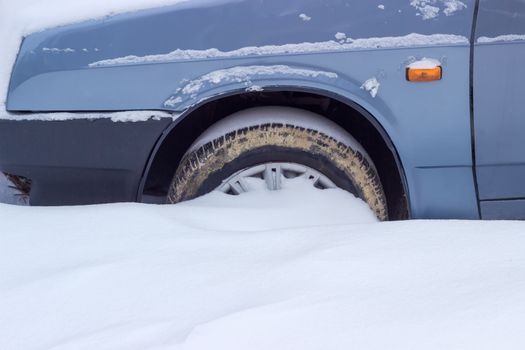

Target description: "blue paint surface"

left=474, top=0, right=525, bottom=216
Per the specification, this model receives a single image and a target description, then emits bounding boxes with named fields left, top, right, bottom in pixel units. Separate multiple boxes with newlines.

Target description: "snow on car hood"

left=0, top=0, right=188, bottom=117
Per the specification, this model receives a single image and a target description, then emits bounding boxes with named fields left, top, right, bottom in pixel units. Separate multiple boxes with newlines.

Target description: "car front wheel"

left=167, top=107, right=388, bottom=220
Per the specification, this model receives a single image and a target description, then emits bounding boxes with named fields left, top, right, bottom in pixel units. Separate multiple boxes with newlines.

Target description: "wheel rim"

left=216, top=162, right=337, bottom=195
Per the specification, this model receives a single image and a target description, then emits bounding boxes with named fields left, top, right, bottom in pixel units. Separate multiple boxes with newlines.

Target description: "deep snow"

left=1, top=180, right=525, bottom=350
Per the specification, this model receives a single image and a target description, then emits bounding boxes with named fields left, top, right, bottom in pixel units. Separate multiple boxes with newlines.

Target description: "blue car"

left=1, top=0, right=524, bottom=220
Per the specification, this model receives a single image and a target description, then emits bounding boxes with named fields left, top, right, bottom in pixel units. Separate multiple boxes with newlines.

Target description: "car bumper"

left=0, top=117, right=171, bottom=205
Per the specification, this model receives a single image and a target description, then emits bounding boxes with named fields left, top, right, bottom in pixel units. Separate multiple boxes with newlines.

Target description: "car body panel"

left=474, top=0, right=525, bottom=218
left=2, top=0, right=484, bottom=218
left=480, top=199, right=525, bottom=220
left=0, top=118, right=171, bottom=205
left=8, top=0, right=473, bottom=100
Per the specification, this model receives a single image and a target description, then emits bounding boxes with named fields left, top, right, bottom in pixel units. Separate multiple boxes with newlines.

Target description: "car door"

left=474, top=0, right=525, bottom=219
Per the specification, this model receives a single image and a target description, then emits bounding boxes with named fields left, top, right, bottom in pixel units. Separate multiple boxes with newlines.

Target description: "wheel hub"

left=217, top=162, right=337, bottom=195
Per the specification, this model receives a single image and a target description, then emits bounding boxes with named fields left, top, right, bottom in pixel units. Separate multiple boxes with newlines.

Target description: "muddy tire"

left=167, top=107, right=388, bottom=220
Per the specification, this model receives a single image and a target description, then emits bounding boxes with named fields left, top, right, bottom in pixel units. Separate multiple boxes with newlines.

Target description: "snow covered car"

left=1, top=0, right=524, bottom=220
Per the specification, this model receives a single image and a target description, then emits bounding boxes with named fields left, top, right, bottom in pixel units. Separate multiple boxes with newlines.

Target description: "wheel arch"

left=139, top=87, right=410, bottom=220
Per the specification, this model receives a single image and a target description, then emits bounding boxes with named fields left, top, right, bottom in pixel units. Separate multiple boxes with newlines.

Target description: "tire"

left=167, top=107, right=388, bottom=220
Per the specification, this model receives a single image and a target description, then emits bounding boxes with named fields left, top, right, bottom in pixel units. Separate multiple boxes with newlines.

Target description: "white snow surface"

left=0, top=0, right=188, bottom=119
left=42, top=47, right=76, bottom=53
left=164, top=96, right=184, bottom=108
left=442, top=0, right=467, bottom=16
left=1, top=181, right=525, bottom=350
left=170, top=65, right=338, bottom=100
left=90, top=33, right=469, bottom=67
left=334, top=32, right=347, bottom=41
left=0, top=110, right=177, bottom=122
left=477, top=34, right=525, bottom=44
left=410, top=0, right=467, bottom=20
left=299, top=13, right=312, bottom=21
left=412, top=1, right=440, bottom=20
left=189, top=107, right=368, bottom=156
left=361, top=77, right=380, bottom=98
left=408, top=57, right=442, bottom=69
left=245, top=85, right=264, bottom=92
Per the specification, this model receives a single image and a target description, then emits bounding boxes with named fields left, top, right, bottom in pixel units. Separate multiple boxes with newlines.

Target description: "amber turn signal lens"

left=406, top=66, right=442, bottom=82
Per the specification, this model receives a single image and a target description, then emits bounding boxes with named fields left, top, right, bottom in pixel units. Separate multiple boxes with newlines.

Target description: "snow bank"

left=0, top=0, right=187, bottom=118
left=1, top=179, right=525, bottom=349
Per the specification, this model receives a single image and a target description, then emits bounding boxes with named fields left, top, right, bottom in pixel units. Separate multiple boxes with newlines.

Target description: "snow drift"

left=1, top=180, right=525, bottom=350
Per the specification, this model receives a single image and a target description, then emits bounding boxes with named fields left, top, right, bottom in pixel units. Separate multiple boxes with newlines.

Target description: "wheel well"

left=141, top=90, right=409, bottom=220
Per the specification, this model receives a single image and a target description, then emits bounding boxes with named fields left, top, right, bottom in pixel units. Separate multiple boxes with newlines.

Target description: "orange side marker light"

left=406, top=66, right=442, bottom=82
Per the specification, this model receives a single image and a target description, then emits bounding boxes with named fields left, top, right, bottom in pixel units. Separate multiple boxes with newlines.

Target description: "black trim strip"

left=469, top=0, right=482, bottom=218
left=481, top=197, right=525, bottom=203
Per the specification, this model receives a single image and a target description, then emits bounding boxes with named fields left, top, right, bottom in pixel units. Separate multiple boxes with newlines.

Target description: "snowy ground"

left=1, top=179, right=525, bottom=350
